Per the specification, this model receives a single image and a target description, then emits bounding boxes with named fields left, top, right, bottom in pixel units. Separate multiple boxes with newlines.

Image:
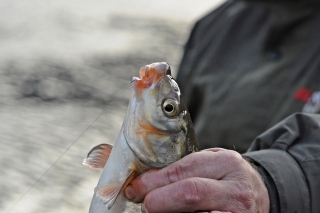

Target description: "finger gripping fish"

left=84, top=62, right=199, bottom=213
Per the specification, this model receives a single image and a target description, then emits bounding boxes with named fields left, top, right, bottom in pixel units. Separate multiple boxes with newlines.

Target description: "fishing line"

left=6, top=85, right=129, bottom=213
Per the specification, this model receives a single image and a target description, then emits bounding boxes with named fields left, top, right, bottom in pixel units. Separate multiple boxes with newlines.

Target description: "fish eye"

left=162, top=99, right=179, bottom=117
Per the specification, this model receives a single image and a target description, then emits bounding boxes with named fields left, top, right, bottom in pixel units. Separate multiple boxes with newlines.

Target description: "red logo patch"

left=294, top=87, right=313, bottom=103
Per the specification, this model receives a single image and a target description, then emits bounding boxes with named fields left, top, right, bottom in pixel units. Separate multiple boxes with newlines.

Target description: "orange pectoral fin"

left=97, top=170, right=137, bottom=209
left=83, top=144, right=113, bottom=170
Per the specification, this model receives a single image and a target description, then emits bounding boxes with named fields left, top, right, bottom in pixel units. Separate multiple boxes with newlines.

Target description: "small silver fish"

left=84, top=62, right=199, bottom=213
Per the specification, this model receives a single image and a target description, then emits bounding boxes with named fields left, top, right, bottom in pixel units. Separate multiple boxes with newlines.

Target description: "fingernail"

left=125, top=186, right=135, bottom=200
left=141, top=202, right=148, bottom=213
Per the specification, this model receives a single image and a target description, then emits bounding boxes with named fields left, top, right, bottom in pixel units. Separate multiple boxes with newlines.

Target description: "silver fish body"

left=85, top=62, right=199, bottom=213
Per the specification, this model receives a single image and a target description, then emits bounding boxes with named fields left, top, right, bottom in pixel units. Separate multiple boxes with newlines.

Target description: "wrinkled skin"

left=125, top=148, right=270, bottom=213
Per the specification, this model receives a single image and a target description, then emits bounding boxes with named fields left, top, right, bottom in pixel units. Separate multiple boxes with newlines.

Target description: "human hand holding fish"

left=83, top=62, right=269, bottom=213
left=125, top=148, right=270, bottom=213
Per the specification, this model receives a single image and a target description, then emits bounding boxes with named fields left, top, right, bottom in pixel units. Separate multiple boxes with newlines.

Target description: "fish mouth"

left=132, top=62, right=171, bottom=89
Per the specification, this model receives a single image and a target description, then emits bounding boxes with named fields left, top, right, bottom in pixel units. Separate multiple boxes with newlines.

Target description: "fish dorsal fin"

left=96, top=169, right=137, bottom=209
left=83, top=144, right=113, bottom=170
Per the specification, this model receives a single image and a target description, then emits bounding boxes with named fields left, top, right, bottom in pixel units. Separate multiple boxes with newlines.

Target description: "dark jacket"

left=176, top=1, right=320, bottom=212
left=243, top=113, right=320, bottom=213
left=177, top=0, right=320, bottom=152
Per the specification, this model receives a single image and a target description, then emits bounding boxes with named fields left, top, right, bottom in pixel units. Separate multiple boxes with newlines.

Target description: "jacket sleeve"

left=242, top=113, right=320, bottom=213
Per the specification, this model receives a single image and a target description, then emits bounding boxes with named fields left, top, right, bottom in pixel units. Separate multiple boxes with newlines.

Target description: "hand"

left=125, top=148, right=270, bottom=213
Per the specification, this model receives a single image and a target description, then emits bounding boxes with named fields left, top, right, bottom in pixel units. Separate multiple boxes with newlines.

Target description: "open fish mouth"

left=131, top=62, right=171, bottom=89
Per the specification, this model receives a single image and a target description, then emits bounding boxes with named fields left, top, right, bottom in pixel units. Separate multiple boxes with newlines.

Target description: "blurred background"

left=0, top=0, right=224, bottom=212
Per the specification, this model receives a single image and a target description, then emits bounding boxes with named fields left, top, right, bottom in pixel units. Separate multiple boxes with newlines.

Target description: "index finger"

left=125, top=149, right=244, bottom=202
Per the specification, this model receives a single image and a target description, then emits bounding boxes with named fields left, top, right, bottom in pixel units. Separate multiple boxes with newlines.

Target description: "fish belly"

left=89, top=129, right=140, bottom=213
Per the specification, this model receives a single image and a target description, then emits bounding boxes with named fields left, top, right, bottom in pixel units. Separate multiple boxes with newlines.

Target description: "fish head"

left=126, top=62, right=199, bottom=168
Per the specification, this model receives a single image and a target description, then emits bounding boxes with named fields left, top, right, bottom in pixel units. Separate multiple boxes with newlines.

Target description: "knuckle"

left=226, top=150, right=243, bottom=165
left=165, top=163, right=186, bottom=183
left=177, top=179, right=202, bottom=206
left=137, top=174, right=150, bottom=193
left=221, top=150, right=245, bottom=170
left=134, top=170, right=158, bottom=198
